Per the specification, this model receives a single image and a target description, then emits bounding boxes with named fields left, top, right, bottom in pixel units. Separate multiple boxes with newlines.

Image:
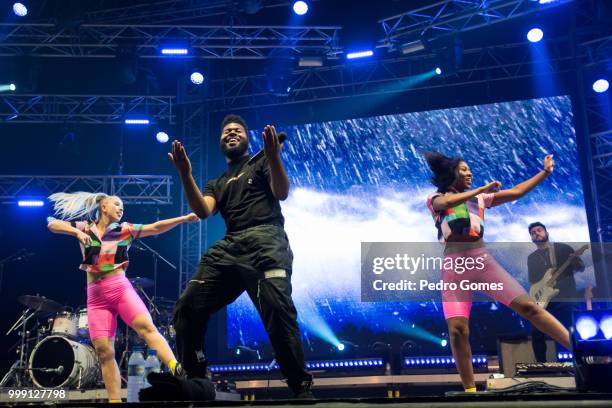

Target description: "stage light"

left=13, top=3, right=27, bottom=17
left=576, top=316, right=599, bottom=340
left=435, top=67, right=442, bottom=75
left=400, top=40, right=425, bottom=55
left=18, top=200, right=44, bottom=207
left=0, top=84, right=17, bottom=92
left=161, top=48, right=189, bottom=55
left=572, top=310, right=612, bottom=392
left=124, top=118, right=150, bottom=125
left=346, top=50, right=374, bottom=60
left=293, top=1, right=308, bottom=15
left=298, top=57, right=323, bottom=67
left=190, top=72, right=204, bottom=85
left=600, top=315, right=612, bottom=339
left=440, top=339, right=448, bottom=347
left=337, top=343, right=345, bottom=351
left=156, top=132, right=169, bottom=143
left=592, top=79, right=609, bottom=93
left=527, top=28, right=544, bottom=43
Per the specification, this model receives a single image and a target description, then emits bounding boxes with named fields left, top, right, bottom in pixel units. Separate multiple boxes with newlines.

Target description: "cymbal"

left=129, top=276, right=154, bottom=288
left=18, top=295, right=63, bottom=313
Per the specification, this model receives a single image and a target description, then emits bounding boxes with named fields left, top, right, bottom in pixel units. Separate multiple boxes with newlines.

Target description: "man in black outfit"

left=168, top=115, right=312, bottom=397
left=527, top=222, right=585, bottom=362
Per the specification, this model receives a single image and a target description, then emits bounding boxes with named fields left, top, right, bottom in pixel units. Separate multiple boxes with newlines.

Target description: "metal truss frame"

left=0, top=94, right=176, bottom=124
left=0, top=23, right=341, bottom=60
left=0, top=175, right=173, bottom=205
left=177, top=92, right=209, bottom=293
left=80, top=0, right=295, bottom=25
left=378, top=0, right=573, bottom=51
left=202, top=36, right=578, bottom=111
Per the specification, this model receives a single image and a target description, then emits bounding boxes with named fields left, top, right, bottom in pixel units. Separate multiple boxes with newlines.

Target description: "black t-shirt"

left=528, top=242, right=579, bottom=299
left=203, top=155, right=284, bottom=233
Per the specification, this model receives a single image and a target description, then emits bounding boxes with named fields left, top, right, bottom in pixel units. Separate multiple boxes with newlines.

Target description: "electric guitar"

left=529, top=244, right=589, bottom=309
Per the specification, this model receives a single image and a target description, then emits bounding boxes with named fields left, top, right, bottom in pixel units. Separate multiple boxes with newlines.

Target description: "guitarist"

left=527, top=222, right=585, bottom=362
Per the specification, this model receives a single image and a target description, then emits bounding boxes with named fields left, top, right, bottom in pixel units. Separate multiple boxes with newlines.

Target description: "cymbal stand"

left=1, top=307, right=40, bottom=387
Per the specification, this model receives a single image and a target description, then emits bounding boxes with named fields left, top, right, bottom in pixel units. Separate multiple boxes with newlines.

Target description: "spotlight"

left=576, top=316, right=599, bottom=340
left=435, top=67, right=442, bottom=75
left=156, top=132, right=169, bottom=143
left=124, top=118, right=150, bottom=125
left=337, top=343, right=345, bottom=351
left=0, top=84, right=17, bottom=92
left=400, top=40, right=425, bottom=55
left=600, top=315, right=612, bottom=340
left=572, top=310, right=612, bottom=392
left=440, top=339, right=448, bottom=347
left=13, top=3, right=27, bottom=17
left=190, top=72, right=204, bottom=85
left=346, top=50, right=374, bottom=60
left=527, top=28, right=544, bottom=43
left=293, top=1, right=309, bottom=15
left=160, top=48, right=189, bottom=55
left=18, top=200, right=44, bottom=207
left=592, top=79, right=609, bottom=93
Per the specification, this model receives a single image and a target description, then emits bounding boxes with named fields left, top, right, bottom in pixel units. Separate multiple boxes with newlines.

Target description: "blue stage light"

left=190, top=72, right=204, bottom=85
left=13, top=3, right=27, bottom=17
left=293, top=1, right=308, bottom=15
left=156, top=131, right=169, bottom=143
left=593, top=79, right=609, bottom=93
left=346, top=50, right=374, bottom=60
left=600, top=315, right=612, bottom=339
left=18, top=200, right=44, bottom=207
left=576, top=316, right=599, bottom=340
left=161, top=48, right=189, bottom=55
left=440, top=339, right=448, bottom=347
left=527, top=28, right=544, bottom=43
left=337, top=343, right=345, bottom=351
left=124, top=118, right=150, bottom=125
left=435, top=67, right=442, bottom=75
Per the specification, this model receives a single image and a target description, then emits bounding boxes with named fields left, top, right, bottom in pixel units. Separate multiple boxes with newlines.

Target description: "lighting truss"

left=81, top=0, right=295, bottom=25
left=0, top=94, right=175, bottom=124
left=0, top=23, right=341, bottom=60
left=0, top=175, right=173, bottom=205
left=202, top=37, right=576, bottom=111
left=378, top=0, right=573, bottom=51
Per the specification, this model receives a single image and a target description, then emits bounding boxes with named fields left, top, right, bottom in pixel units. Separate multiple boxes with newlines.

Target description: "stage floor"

left=3, top=393, right=611, bottom=408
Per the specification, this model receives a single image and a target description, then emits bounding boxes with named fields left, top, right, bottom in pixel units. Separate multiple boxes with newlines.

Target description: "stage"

left=1, top=0, right=611, bottom=406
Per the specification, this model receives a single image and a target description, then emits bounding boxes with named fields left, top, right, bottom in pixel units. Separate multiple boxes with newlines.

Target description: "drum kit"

left=0, top=277, right=177, bottom=390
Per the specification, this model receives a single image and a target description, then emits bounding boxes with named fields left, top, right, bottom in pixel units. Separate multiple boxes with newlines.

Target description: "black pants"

left=173, top=224, right=310, bottom=389
left=532, top=302, right=576, bottom=362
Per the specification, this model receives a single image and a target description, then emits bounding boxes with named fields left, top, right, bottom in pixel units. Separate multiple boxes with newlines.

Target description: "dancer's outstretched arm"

left=168, top=140, right=217, bottom=218
left=48, top=218, right=91, bottom=246
left=139, top=213, right=200, bottom=238
left=432, top=180, right=501, bottom=211
left=490, top=155, right=554, bottom=207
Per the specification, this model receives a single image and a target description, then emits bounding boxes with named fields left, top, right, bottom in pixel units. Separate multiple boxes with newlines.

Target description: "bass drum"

left=29, top=335, right=99, bottom=389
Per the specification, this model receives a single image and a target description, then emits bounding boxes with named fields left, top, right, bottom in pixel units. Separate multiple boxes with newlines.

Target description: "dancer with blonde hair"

left=47, top=191, right=198, bottom=402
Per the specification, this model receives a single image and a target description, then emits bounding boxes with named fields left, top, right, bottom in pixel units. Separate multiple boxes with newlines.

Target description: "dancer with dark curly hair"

left=424, top=152, right=570, bottom=392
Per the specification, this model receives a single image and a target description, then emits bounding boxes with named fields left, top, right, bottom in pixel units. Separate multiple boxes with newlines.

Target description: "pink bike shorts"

left=86, top=274, right=150, bottom=340
left=441, top=247, right=527, bottom=320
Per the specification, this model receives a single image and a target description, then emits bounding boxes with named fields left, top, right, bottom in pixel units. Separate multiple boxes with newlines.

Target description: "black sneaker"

left=292, top=378, right=315, bottom=399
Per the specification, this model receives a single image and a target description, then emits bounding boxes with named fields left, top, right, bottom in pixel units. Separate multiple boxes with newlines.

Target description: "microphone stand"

left=133, top=240, right=176, bottom=301
left=0, top=249, right=28, bottom=293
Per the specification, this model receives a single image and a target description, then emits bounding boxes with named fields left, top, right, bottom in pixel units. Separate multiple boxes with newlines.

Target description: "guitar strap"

left=548, top=242, right=557, bottom=269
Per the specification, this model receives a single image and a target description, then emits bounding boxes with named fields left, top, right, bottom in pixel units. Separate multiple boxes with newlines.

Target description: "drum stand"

left=1, top=307, right=40, bottom=387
